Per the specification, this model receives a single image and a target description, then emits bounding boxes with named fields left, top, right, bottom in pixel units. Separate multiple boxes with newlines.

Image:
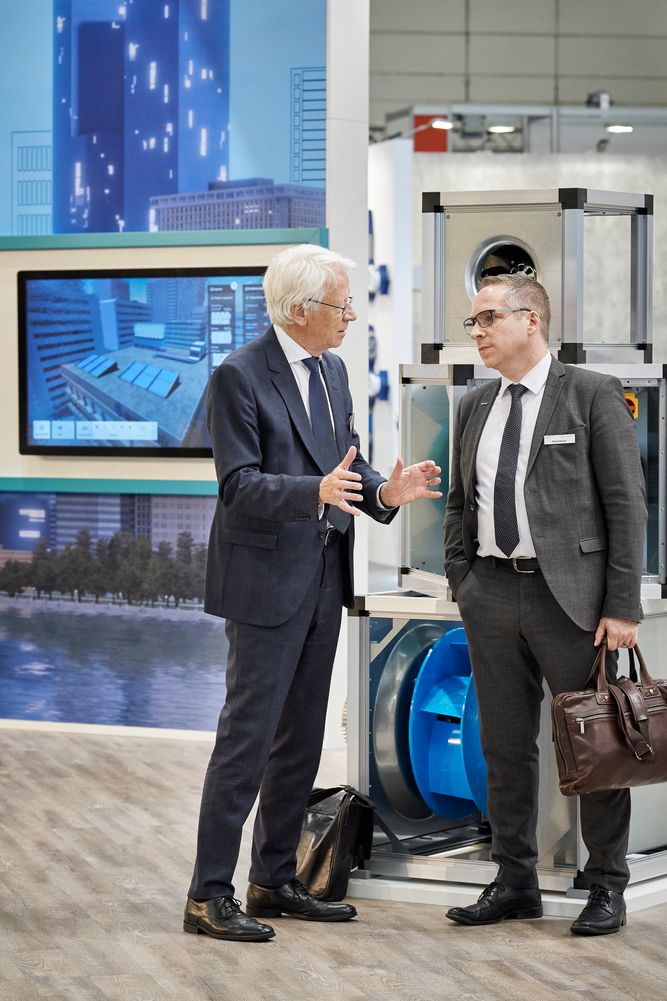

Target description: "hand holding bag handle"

left=592, top=642, right=654, bottom=760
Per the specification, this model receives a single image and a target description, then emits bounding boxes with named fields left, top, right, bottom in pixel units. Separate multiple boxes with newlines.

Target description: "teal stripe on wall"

left=0, top=228, right=328, bottom=252
left=0, top=478, right=218, bottom=496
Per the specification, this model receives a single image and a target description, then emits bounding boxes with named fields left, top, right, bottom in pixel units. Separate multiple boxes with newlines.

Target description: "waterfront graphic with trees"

left=0, top=529, right=207, bottom=609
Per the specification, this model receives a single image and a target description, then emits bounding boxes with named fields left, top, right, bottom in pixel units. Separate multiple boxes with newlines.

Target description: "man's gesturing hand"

left=318, top=446, right=363, bottom=515
left=379, top=458, right=443, bottom=509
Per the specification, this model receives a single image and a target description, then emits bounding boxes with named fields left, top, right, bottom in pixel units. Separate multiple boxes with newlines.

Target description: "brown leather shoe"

left=570, top=885, right=626, bottom=936
left=446, top=881, right=543, bottom=926
left=246, top=879, right=357, bottom=922
left=184, top=896, right=275, bottom=941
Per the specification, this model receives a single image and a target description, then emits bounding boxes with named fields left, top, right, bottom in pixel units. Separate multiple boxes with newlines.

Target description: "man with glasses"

left=185, top=244, right=442, bottom=942
left=445, top=273, right=646, bottom=935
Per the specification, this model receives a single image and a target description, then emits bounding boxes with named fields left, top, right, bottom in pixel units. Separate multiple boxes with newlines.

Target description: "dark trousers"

left=189, top=540, right=344, bottom=901
left=455, top=557, right=631, bottom=893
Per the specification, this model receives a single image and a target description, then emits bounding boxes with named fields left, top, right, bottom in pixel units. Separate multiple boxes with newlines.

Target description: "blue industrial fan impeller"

left=408, top=628, right=488, bottom=819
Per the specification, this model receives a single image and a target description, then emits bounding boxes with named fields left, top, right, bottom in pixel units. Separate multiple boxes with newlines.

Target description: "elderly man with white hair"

left=184, top=244, right=442, bottom=942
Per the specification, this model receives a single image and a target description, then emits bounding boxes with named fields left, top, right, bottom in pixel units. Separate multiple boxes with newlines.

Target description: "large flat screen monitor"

left=18, top=266, right=269, bottom=456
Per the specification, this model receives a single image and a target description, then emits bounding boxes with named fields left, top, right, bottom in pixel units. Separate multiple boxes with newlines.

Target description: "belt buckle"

left=324, top=526, right=337, bottom=545
left=512, top=557, right=535, bottom=574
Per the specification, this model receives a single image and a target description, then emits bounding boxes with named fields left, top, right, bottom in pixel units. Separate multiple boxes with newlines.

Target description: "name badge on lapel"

left=347, top=412, right=354, bottom=433
left=544, top=433, right=576, bottom=445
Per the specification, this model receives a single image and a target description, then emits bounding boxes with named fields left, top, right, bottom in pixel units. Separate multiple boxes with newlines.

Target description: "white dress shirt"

left=273, top=326, right=390, bottom=514
left=475, top=352, right=553, bottom=559
left=274, top=325, right=335, bottom=425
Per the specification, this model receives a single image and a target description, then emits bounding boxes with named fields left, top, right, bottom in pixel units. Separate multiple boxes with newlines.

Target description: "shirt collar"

left=500, top=351, right=553, bottom=396
left=274, top=324, right=314, bottom=365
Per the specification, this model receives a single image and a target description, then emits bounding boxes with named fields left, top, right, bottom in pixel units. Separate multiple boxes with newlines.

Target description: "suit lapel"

left=263, top=328, right=325, bottom=471
left=263, top=328, right=347, bottom=473
left=320, top=352, right=346, bottom=461
left=526, top=356, right=566, bottom=479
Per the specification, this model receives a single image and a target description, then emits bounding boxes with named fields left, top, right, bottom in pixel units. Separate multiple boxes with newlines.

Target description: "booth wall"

left=0, top=0, right=372, bottom=749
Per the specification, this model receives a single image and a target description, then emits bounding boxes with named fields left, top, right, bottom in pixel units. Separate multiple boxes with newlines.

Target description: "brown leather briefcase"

left=552, top=642, right=667, bottom=796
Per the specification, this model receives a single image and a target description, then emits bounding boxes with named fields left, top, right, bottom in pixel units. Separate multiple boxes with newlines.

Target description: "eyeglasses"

left=308, top=296, right=354, bottom=317
left=463, top=307, right=530, bottom=335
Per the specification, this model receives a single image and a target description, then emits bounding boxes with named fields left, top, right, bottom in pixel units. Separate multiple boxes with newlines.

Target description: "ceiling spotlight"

left=487, top=124, right=516, bottom=134
left=431, top=119, right=453, bottom=130
left=606, top=124, right=633, bottom=134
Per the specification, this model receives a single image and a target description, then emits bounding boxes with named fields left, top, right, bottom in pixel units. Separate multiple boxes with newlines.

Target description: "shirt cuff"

left=376, top=482, right=395, bottom=510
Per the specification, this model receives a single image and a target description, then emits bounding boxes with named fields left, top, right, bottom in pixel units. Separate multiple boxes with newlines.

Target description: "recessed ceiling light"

left=431, top=119, right=453, bottom=130
left=487, top=124, right=516, bottom=134
left=606, top=124, right=633, bottom=134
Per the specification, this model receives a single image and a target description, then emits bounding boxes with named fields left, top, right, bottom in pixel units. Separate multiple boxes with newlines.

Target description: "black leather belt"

left=480, top=555, right=540, bottom=574
left=321, top=527, right=341, bottom=546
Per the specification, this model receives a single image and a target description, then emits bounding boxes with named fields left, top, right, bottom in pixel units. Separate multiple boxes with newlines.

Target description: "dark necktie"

left=302, top=356, right=349, bottom=533
left=494, top=383, right=528, bottom=557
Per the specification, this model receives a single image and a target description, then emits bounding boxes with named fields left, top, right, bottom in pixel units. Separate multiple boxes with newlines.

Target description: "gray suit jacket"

left=204, top=326, right=395, bottom=626
left=444, top=357, right=647, bottom=631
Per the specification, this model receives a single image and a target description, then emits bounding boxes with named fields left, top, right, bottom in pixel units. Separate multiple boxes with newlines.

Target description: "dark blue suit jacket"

left=204, top=326, right=396, bottom=626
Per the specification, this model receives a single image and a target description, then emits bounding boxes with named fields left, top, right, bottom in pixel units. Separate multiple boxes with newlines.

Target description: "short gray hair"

left=263, top=244, right=356, bottom=327
left=480, top=273, right=551, bottom=338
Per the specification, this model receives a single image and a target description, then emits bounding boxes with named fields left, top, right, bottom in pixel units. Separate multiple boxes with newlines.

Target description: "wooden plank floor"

left=1, top=728, right=666, bottom=1001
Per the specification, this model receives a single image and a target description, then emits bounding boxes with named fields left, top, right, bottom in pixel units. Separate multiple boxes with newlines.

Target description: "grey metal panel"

left=561, top=207, right=584, bottom=346
left=583, top=190, right=650, bottom=212
left=440, top=206, right=563, bottom=346
left=420, top=210, right=444, bottom=346
left=438, top=189, right=560, bottom=207
left=631, top=213, right=654, bottom=347
left=365, top=853, right=577, bottom=893
left=656, top=382, right=660, bottom=584
left=346, top=614, right=369, bottom=794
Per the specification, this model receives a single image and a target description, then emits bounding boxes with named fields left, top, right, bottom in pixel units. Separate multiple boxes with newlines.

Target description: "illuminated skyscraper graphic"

left=125, top=0, right=230, bottom=231
left=53, top=0, right=230, bottom=233
left=53, top=1, right=126, bottom=232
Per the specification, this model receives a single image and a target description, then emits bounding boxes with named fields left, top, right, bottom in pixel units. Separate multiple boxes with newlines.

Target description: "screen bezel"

left=18, top=264, right=268, bottom=458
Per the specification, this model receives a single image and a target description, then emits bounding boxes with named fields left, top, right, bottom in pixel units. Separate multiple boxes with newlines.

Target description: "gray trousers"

left=455, top=557, right=630, bottom=893
left=189, top=539, right=344, bottom=901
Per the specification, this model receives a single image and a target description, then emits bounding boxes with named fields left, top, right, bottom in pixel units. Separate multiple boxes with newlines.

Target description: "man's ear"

left=526, top=309, right=542, bottom=338
left=291, top=301, right=308, bottom=326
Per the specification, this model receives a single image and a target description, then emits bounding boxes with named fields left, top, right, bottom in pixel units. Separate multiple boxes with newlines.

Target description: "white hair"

left=263, top=244, right=356, bottom=327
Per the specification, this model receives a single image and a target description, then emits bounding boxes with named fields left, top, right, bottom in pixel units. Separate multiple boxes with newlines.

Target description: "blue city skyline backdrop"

left=0, top=0, right=326, bottom=234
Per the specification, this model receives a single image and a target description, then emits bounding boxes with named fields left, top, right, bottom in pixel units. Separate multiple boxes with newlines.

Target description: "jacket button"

left=469, top=504, right=475, bottom=512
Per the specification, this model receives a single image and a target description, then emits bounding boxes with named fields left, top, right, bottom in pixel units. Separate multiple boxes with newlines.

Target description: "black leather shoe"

left=184, top=896, right=275, bottom=941
left=570, top=885, right=626, bottom=936
left=246, top=879, right=357, bottom=922
left=446, top=881, right=543, bottom=926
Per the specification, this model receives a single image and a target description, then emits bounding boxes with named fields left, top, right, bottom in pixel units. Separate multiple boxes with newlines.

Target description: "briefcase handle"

left=584, top=640, right=656, bottom=694
left=584, top=642, right=657, bottom=760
